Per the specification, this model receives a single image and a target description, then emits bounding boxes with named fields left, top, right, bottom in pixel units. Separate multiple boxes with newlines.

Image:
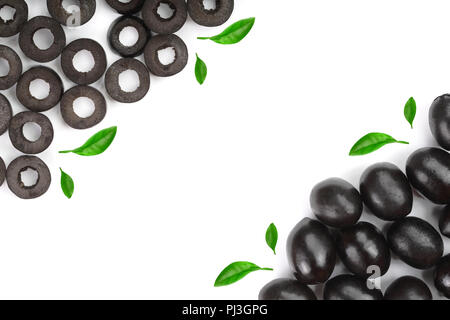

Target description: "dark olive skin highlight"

left=439, top=205, right=450, bottom=238
left=406, top=147, right=450, bottom=205
left=310, top=178, right=362, bottom=228
left=387, top=217, right=443, bottom=270
left=360, top=162, right=413, bottom=221
left=258, top=278, right=317, bottom=300
left=336, top=222, right=391, bottom=278
left=384, top=276, right=432, bottom=300
left=323, top=274, right=383, bottom=300
left=287, top=218, right=336, bottom=285
left=429, top=94, right=450, bottom=150
left=434, top=254, right=450, bottom=299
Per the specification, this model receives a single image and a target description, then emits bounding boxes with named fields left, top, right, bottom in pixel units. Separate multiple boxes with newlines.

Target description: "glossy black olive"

left=406, top=147, right=450, bottom=205
left=429, top=94, right=450, bottom=150
left=387, top=217, right=443, bottom=269
left=384, top=276, right=432, bottom=300
left=108, top=16, right=151, bottom=58
left=434, top=254, right=450, bottom=299
left=310, top=178, right=362, bottom=228
left=360, top=162, right=413, bottom=221
left=439, top=205, right=450, bottom=238
left=323, top=274, right=383, bottom=300
left=258, top=278, right=317, bottom=300
left=336, top=222, right=391, bottom=278
left=287, top=218, right=336, bottom=285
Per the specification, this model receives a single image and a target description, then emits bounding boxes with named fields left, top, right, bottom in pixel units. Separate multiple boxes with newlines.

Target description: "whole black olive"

left=406, top=147, right=450, bottom=205
left=434, top=254, right=450, bottom=299
left=360, top=162, right=413, bottom=221
left=323, top=274, right=383, bottom=300
left=384, top=276, right=432, bottom=300
left=387, top=217, right=443, bottom=269
left=287, top=218, right=336, bottom=285
left=438, top=205, right=450, bottom=238
left=258, top=278, right=317, bottom=300
left=310, top=178, right=363, bottom=228
left=429, top=94, right=450, bottom=150
left=336, top=222, right=391, bottom=278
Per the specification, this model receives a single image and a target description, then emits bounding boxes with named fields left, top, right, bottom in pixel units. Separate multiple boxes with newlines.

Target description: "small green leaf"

left=265, top=223, right=278, bottom=255
left=195, top=53, right=207, bottom=85
left=59, top=126, right=117, bottom=156
left=198, top=17, right=255, bottom=45
left=404, top=97, right=416, bottom=128
left=214, top=261, right=273, bottom=287
left=60, top=168, right=74, bottom=199
left=349, top=132, right=409, bottom=156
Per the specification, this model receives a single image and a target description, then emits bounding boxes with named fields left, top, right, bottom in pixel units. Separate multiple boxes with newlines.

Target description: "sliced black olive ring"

left=16, top=66, right=64, bottom=112
left=142, top=0, right=187, bottom=35
left=187, top=0, right=234, bottom=27
left=105, top=0, right=145, bottom=14
left=9, top=111, right=54, bottom=154
left=105, top=58, right=150, bottom=103
left=6, top=155, right=51, bottom=199
left=108, top=16, right=151, bottom=58
left=19, top=16, right=66, bottom=63
left=61, top=38, right=107, bottom=85
left=0, top=0, right=28, bottom=37
left=0, top=45, right=22, bottom=90
left=0, top=93, right=12, bottom=136
left=144, top=34, right=188, bottom=77
left=60, top=85, right=107, bottom=130
left=47, top=0, right=96, bottom=27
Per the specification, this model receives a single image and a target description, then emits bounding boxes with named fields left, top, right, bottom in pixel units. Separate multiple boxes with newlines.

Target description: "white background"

left=0, top=0, right=448, bottom=299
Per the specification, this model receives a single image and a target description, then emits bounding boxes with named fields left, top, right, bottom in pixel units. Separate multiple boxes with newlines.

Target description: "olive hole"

left=0, top=57, right=10, bottom=77
left=73, top=97, right=95, bottom=118
left=157, top=47, right=176, bottom=65
left=119, top=69, right=140, bottom=92
left=119, top=26, right=139, bottom=47
left=0, top=5, right=16, bottom=23
left=157, top=2, right=175, bottom=20
left=118, top=0, right=133, bottom=3
left=73, top=49, right=95, bottom=73
left=20, top=167, right=39, bottom=188
left=202, top=0, right=217, bottom=11
left=29, top=79, right=50, bottom=100
left=62, top=0, right=81, bottom=14
left=22, top=122, right=42, bottom=142
left=33, top=28, right=54, bottom=50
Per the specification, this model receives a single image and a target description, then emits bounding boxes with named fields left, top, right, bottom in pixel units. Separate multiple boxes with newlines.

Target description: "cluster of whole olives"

left=0, top=0, right=234, bottom=199
left=259, top=95, right=450, bottom=300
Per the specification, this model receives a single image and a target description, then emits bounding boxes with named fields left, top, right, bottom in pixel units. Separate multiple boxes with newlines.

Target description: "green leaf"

left=195, top=53, right=207, bottom=85
left=349, top=132, right=409, bottom=156
left=404, top=97, right=416, bottom=128
left=60, top=168, right=74, bottom=199
left=59, top=126, right=117, bottom=156
left=265, top=223, right=278, bottom=255
left=198, top=17, right=256, bottom=45
left=214, top=261, right=273, bottom=287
